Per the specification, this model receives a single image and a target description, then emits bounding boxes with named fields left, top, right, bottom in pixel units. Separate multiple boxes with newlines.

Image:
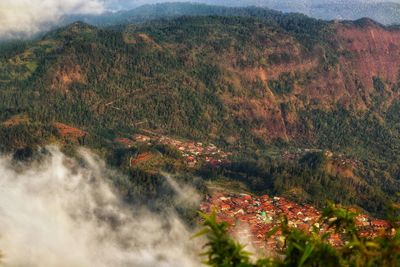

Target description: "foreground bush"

left=198, top=203, right=400, bottom=266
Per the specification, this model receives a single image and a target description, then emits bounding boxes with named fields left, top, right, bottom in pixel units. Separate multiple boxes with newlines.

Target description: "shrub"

left=373, top=76, right=386, bottom=92
left=268, top=73, right=294, bottom=95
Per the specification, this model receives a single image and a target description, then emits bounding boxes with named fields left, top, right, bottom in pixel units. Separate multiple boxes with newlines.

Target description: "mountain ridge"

left=63, top=1, right=400, bottom=26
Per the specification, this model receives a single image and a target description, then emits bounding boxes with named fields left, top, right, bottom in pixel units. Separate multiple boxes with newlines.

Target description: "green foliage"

left=322, top=202, right=358, bottom=236
left=268, top=73, right=295, bottom=95
left=268, top=53, right=292, bottom=65
left=277, top=217, right=340, bottom=267
left=154, top=144, right=182, bottom=159
left=199, top=203, right=400, bottom=267
left=299, top=152, right=326, bottom=170
left=321, top=203, right=400, bottom=267
left=197, top=212, right=275, bottom=267
left=0, top=123, right=57, bottom=153
left=373, top=76, right=386, bottom=92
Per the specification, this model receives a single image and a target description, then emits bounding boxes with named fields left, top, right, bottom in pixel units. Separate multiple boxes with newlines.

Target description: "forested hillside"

left=1, top=6, right=400, bottom=216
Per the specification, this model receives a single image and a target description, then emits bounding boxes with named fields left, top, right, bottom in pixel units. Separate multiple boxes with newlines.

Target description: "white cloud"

left=0, top=147, right=202, bottom=267
left=0, top=0, right=105, bottom=39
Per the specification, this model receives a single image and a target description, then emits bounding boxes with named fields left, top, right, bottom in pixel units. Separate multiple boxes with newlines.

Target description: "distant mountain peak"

left=352, top=17, right=383, bottom=27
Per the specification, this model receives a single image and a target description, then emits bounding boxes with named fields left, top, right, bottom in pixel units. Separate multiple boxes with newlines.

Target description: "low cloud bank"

left=0, top=147, right=201, bottom=267
left=0, top=0, right=105, bottom=39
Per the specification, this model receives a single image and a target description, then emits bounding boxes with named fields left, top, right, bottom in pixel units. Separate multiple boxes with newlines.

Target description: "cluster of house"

left=115, top=133, right=231, bottom=167
left=157, top=136, right=231, bottom=167
left=355, top=214, right=391, bottom=238
left=200, top=193, right=392, bottom=254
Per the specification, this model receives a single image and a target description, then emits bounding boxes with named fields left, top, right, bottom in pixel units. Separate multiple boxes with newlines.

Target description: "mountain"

left=62, top=2, right=318, bottom=26
left=64, top=1, right=400, bottom=26
left=231, top=0, right=400, bottom=25
left=309, top=1, right=400, bottom=25
left=1, top=9, right=400, bottom=216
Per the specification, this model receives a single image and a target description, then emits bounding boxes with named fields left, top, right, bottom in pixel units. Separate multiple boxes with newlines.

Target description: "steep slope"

left=1, top=17, right=400, bottom=150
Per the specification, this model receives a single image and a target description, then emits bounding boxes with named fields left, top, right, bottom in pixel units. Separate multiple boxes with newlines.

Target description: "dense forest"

left=1, top=4, right=400, bottom=218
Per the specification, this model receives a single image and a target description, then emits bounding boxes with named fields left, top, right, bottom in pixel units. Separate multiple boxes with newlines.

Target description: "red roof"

left=371, top=220, right=391, bottom=228
left=200, top=192, right=391, bottom=253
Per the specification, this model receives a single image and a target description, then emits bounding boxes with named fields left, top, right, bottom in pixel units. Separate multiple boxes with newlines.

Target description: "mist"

left=0, top=147, right=202, bottom=267
left=162, top=172, right=201, bottom=207
left=0, top=0, right=106, bottom=39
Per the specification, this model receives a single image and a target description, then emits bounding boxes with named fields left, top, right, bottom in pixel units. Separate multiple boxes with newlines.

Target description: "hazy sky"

left=106, top=0, right=400, bottom=11
left=0, top=0, right=399, bottom=38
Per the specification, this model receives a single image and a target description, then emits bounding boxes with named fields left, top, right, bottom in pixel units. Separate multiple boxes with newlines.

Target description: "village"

left=114, top=132, right=232, bottom=167
left=200, top=193, right=392, bottom=254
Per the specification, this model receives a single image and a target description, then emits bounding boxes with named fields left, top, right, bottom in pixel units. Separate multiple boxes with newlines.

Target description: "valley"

left=1, top=3, right=400, bottom=265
